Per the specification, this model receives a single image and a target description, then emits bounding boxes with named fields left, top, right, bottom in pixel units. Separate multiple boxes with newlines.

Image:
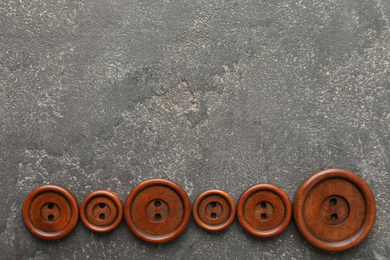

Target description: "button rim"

left=80, top=190, right=123, bottom=233
left=237, top=183, right=292, bottom=238
left=293, top=168, right=376, bottom=252
left=124, top=178, right=191, bottom=243
left=193, top=189, right=235, bottom=231
left=22, top=184, right=79, bottom=240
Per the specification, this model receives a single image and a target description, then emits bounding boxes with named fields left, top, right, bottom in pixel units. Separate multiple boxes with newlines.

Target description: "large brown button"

left=22, top=184, right=79, bottom=240
left=294, top=168, right=376, bottom=251
left=237, top=183, right=292, bottom=237
left=124, top=179, right=191, bottom=243
left=80, top=190, right=123, bottom=233
left=193, top=189, right=235, bottom=231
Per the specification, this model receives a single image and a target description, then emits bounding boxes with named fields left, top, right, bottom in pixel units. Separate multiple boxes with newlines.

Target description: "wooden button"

left=193, top=189, right=235, bottom=231
left=124, top=179, right=191, bottom=243
left=294, top=168, right=376, bottom=251
left=80, top=190, right=123, bottom=233
left=22, top=184, right=79, bottom=240
left=237, top=183, right=291, bottom=237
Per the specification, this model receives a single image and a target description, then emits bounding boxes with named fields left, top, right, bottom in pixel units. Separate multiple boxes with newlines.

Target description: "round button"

left=22, top=184, right=79, bottom=240
left=294, top=168, right=376, bottom=251
left=80, top=190, right=123, bottom=233
left=237, top=183, right=292, bottom=237
left=193, top=189, right=235, bottom=231
left=124, top=179, right=191, bottom=243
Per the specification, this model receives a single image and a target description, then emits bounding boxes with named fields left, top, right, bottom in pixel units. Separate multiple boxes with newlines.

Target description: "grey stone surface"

left=0, top=0, right=389, bottom=259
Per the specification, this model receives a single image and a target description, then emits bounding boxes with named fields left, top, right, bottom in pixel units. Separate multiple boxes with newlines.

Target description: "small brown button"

left=22, top=184, right=79, bottom=240
left=237, top=183, right=292, bottom=238
left=193, top=189, right=235, bottom=231
left=80, top=190, right=123, bottom=233
left=124, top=179, right=191, bottom=243
left=294, top=168, right=376, bottom=251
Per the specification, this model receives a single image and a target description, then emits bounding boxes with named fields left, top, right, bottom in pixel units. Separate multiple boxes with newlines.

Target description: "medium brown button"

left=294, top=168, right=376, bottom=251
left=124, top=179, right=191, bottom=243
left=22, top=184, right=79, bottom=240
left=193, top=189, right=235, bottom=231
left=80, top=190, right=123, bottom=233
left=237, top=183, right=292, bottom=237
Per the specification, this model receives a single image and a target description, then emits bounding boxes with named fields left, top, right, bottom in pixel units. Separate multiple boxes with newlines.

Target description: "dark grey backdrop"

left=0, top=0, right=389, bottom=259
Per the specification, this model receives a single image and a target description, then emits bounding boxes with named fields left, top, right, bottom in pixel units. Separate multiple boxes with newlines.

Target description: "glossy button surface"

left=80, top=190, right=123, bottom=233
left=294, top=168, right=376, bottom=251
left=124, top=179, right=190, bottom=243
left=193, top=189, right=235, bottom=231
left=22, top=184, right=79, bottom=240
left=237, top=183, right=291, bottom=237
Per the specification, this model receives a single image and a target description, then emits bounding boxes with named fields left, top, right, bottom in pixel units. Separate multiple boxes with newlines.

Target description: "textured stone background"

left=1, top=0, right=389, bottom=259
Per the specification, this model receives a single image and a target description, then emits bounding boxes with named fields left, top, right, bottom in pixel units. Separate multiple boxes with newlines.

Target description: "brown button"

left=80, top=190, right=123, bottom=233
left=294, top=168, right=376, bottom=251
left=193, top=189, right=235, bottom=231
left=22, top=184, right=79, bottom=240
left=124, top=179, right=191, bottom=243
left=237, top=183, right=292, bottom=237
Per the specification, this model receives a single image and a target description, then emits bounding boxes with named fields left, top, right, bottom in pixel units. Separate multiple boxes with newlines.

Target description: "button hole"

left=330, top=214, right=338, bottom=221
left=329, top=198, right=337, bottom=206
left=48, top=214, right=54, bottom=220
left=48, top=203, right=54, bottom=209
left=99, top=203, right=105, bottom=208
left=99, top=213, right=105, bottom=219
left=154, top=200, right=161, bottom=207
left=210, top=202, right=217, bottom=208
left=261, top=202, right=266, bottom=208
left=261, top=213, right=267, bottom=219
left=155, top=213, right=161, bottom=220
left=211, top=213, right=217, bottom=218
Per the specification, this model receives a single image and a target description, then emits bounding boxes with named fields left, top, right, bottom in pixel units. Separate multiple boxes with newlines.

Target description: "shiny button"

left=22, top=184, right=79, bottom=240
left=124, top=179, right=191, bottom=243
left=193, top=189, right=235, bottom=231
left=294, top=168, right=376, bottom=251
left=80, top=190, right=123, bottom=233
left=237, top=183, right=291, bottom=237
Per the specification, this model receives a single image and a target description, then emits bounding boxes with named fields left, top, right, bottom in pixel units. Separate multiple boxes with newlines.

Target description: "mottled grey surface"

left=0, top=0, right=389, bottom=259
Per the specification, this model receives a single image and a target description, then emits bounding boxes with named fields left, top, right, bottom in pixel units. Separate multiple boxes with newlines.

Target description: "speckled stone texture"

left=0, top=0, right=389, bottom=259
